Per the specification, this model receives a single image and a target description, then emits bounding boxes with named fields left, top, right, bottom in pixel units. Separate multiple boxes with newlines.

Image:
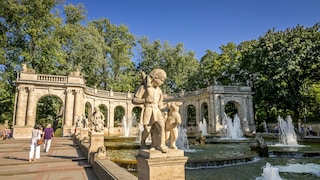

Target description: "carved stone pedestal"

left=80, top=128, right=89, bottom=141
left=88, top=132, right=105, bottom=164
left=136, top=149, right=188, bottom=180
left=89, top=132, right=104, bottom=153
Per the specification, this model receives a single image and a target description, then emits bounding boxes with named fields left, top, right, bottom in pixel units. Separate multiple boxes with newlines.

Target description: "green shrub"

left=55, top=128, right=62, bottom=137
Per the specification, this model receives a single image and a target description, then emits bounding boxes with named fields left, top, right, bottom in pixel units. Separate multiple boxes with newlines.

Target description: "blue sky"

left=64, top=0, right=320, bottom=59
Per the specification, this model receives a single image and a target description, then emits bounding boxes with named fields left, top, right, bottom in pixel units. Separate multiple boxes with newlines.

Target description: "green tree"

left=138, top=38, right=199, bottom=93
left=90, top=18, right=137, bottom=92
left=241, top=24, right=320, bottom=121
left=0, top=0, right=64, bottom=124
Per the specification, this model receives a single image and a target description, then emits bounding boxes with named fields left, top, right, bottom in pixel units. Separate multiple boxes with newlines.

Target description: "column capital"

left=17, top=86, right=26, bottom=92
left=27, top=86, right=35, bottom=92
left=75, top=89, right=82, bottom=94
left=65, top=89, right=73, bottom=94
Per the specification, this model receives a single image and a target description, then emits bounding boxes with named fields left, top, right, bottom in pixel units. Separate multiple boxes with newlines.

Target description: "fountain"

left=104, top=114, right=320, bottom=179
left=258, top=162, right=283, bottom=180
left=176, top=125, right=190, bottom=150
left=198, top=118, right=208, bottom=136
left=122, top=116, right=133, bottom=137
left=104, top=126, right=320, bottom=179
left=277, top=115, right=298, bottom=146
left=222, top=113, right=244, bottom=139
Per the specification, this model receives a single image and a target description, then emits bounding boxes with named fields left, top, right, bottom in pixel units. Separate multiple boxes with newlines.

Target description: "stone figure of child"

left=165, top=102, right=183, bottom=149
left=132, top=69, right=168, bottom=153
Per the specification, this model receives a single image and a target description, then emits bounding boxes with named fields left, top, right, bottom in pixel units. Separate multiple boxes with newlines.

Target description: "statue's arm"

left=158, top=89, right=165, bottom=110
left=132, top=85, right=146, bottom=105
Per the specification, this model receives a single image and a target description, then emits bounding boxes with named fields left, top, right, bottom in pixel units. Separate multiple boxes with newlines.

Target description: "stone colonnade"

left=12, top=69, right=255, bottom=139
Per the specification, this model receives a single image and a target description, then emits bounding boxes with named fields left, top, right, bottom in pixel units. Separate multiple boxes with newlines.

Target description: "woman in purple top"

left=43, top=124, right=54, bottom=153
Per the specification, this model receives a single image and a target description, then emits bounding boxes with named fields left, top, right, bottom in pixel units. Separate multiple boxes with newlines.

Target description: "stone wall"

left=78, top=138, right=137, bottom=180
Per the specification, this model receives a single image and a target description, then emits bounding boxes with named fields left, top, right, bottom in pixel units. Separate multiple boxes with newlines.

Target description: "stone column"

left=242, top=96, right=250, bottom=132
left=219, top=95, right=225, bottom=120
left=73, top=89, right=81, bottom=126
left=248, top=95, right=255, bottom=132
left=64, top=89, right=73, bottom=127
left=109, top=101, right=114, bottom=128
left=196, top=100, right=200, bottom=128
left=16, top=86, right=27, bottom=126
left=26, top=86, right=35, bottom=127
left=136, top=150, right=188, bottom=180
left=209, top=93, right=215, bottom=133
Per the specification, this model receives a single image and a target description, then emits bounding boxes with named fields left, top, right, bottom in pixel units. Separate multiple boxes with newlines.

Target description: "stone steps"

left=0, top=137, right=97, bottom=179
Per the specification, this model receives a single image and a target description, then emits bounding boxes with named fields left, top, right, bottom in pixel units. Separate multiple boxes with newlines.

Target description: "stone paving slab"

left=0, top=137, right=98, bottom=180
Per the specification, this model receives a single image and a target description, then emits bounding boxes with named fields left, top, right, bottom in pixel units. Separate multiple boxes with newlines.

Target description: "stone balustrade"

left=37, top=74, right=67, bottom=83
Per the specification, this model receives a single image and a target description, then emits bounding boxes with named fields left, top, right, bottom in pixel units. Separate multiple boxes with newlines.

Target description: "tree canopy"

left=1, top=0, right=320, bottom=127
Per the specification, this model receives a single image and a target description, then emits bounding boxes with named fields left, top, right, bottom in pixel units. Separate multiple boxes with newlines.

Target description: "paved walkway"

left=0, top=137, right=98, bottom=180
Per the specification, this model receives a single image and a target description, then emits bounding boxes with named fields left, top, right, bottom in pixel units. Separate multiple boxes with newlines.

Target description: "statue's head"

left=149, top=69, right=167, bottom=80
left=149, top=69, right=167, bottom=87
left=94, top=107, right=99, bottom=112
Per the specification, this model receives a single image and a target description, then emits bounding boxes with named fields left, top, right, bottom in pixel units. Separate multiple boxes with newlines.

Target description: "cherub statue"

left=165, top=102, right=183, bottom=149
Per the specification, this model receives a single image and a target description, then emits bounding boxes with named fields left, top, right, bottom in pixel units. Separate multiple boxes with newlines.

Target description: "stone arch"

left=35, top=94, right=63, bottom=129
left=85, top=102, right=93, bottom=120
left=224, top=100, right=244, bottom=132
left=132, top=106, right=143, bottom=127
left=97, top=104, right=108, bottom=129
left=224, top=100, right=241, bottom=118
left=114, top=105, right=125, bottom=127
left=186, top=104, right=196, bottom=127
left=200, top=102, right=209, bottom=123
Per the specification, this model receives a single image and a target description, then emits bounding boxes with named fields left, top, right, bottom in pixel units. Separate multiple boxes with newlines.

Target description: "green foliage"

left=36, top=96, right=63, bottom=129
left=114, top=106, right=125, bottom=124
left=187, top=105, right=196, bottom=126
left=137, top=38, right=199, bottom=92
left=241, top=24, right=320, bottom=122
left=1, top=0, right=320, bottom=125
left=55, top=128, right=62, bottom=137
left=90, top=18, right=138, bottom=92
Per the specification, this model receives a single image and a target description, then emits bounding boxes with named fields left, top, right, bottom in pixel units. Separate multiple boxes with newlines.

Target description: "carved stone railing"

left=18, top=71, right=252, bottom=99
left=165, top=85, right=252, bottom=99
left=18, top=71, right=85, bottom=85
left=37, top=75, right=67, bottom=83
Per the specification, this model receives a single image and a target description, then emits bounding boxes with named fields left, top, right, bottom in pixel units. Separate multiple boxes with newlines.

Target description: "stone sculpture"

left=165, top=102, right=183, bottom=149
left=76, top=115, right=82, bottom=127
left=132, top=69, right=168, bottom=153
left=82, top=114, right=88, bottom=128
left=90, top=107, right=105, bottom=133
left=250, top=133, right=268, bottom=157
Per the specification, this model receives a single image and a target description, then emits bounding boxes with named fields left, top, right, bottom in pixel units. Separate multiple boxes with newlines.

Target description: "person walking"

left=43, top=124, right=54, bottom=153
left=29, top=125, right=42, bottom=162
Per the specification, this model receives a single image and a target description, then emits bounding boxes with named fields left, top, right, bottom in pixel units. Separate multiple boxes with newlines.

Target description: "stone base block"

left=12, top=126, right=33, bottom=139
left=80, top=129, right=89, bottom=141
left=89, top=132, right=104, bottom=153
left=136, top=149, right=188, bottom=180
left=62, top=126, right=74, bottom=136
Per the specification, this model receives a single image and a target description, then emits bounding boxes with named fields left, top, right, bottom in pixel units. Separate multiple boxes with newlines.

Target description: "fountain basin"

left=105, top=136, right=140, bottom=150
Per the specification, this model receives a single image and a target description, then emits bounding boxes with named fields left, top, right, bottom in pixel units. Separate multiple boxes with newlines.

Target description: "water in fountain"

left=223, top=113, right=244, bottom=139
left=122, top=116, right=132, bottom=137
left=198, top=118, right=208, bottom=136
left=176, top=125, right=190, bottom=150
left=277, top=115, right=298, bottom=146
left=257, top=162, right=283, bottom=180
